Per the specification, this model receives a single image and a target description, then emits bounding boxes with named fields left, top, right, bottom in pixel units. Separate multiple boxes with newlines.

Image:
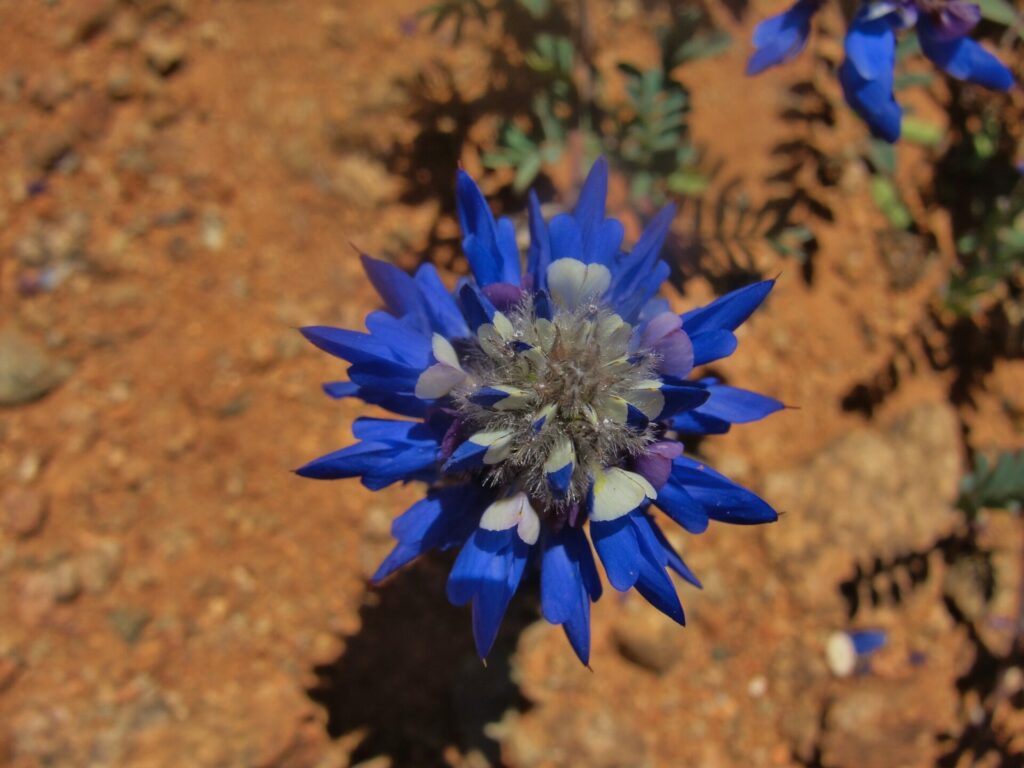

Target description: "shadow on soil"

left=306, top=556, right=535, bottom=767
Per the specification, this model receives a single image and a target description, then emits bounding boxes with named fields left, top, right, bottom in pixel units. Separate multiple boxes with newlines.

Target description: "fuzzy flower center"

left=435, top=270, right=667, bottom=520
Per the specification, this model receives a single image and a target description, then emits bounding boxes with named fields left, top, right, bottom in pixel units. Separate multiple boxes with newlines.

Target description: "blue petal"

left=608, top=209, right=675, bottom=321
left=534, top=288, right=553, bottom=320
left=658, top=381, right=712, bottom=419
left=611, top=513, right=687, bottom=624
left=918, top=19, right=1014, bottom=91
left=844, top=8, right=896, bottom=81
left=322, top=380, right=428, bottom=418
left=549, top=214, right=582, bottom=262
left=526, top=190, right=552, bottom=288
left=570, top=159, right=625, bottom=267
left=351, top=417, right=437, bottom=443
left=668, top=410, right=732, bottom=435
left=322, top=381, right=358, bottom=399
left=690, top=330, right=738, bottom=366
left=654, top=476, right=710, bottom=534
left=296, top=440, right=438, bottom=489
left=607, top=204, right=675, bottom=305
left=547, top=463, right=573, bottom=498
left=443, top=438, right=490, bottom=474
left=613, top=261, right=671, bottom=323
left=690, top=378, right=785, bottom=424
left=495, top=217, right=522, bottom=285
left=671, top=456, right=779, bottom=525
left=591, top=515, right=642, bottom=590
left=574, top=158, right=608, bottom=239
left=469, top=387, right=513, bottom=408
left=586, top=219, right=625, bottom=268
left=363, top=312, right=432, bottom=367
left=447, top=528, right=513, bottom=605
left=626, top=403, right=650, bottom=430
left=301, top=326, right=398, bottom=365
left=456, top=170, right=516, bottom=287
left=458, top=281, right=497, bottom=332
left=849, top=629, right=887, bottom=656
left=541, top=527, right=598, bottom=665
left=839, top=12, right=902, bottom=142
left=302, top=317, right=431, bottom=370
left=747, top=0, right=819, bottom=76
left=680, top=279, right=775, bottom=335
left=347, top=359, right=422, bottom=393
left=647, top=518, right=702, bottom=588
left=373, top=485, right=484, bottom=581
left=414, top=264, right=470, bottom=339
left=471, top=536, right=530, bottom=658
left=360, top=254, right=429, bottom=333
left=297, top=417, right=442, bottom=488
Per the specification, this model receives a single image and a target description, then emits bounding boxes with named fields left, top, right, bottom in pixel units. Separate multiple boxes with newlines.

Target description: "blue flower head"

left=299, top=160, right=784, bottom=663
left=748, top=0, right=1015, bottom=141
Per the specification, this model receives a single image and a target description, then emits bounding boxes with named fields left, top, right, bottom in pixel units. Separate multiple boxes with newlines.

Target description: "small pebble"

left=143, top=35, right=186, bottom=76
left=106, top=66, right=134, bottom=100
left=109, top=607, right=151, bottom=645
left=51, top=561, right=81, bottom=602
left=747, top=675, right=768, bottom=698
left=2, top=488, right=47, bottom=538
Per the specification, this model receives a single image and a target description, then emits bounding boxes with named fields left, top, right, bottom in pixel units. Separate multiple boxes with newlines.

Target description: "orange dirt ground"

left=0, top=1, right=1022, bottom=767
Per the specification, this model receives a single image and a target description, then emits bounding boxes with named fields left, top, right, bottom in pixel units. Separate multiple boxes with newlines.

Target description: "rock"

left=19, top=572, right=57, bottom=624
left=14, top=211, right=90, bottom=267
left=0, top=329, right=72, bottom=406
left=70, top=88, right=111, bottom=140
left=248, top=676, right=317, bottom=767
left=501, top=706, right=650, bottom=768
left=200, top=210, right=226, bottom=251
left=611, top=597, right=681, bottom=675
left=762, top=403, right=961, bottom=609
left=62, top=0, right=116, bottom=45
left=2, top=488, right=47, bottom=538
left=29, top=71, right=72, bottom=112
left=27, top=127, right=74, bottom=171
left=78, top=539, right=123, bottom=593
left=106, top=66, right=134, bottom=100
left=332, top=154, right=398, bottom=209
left=51, top=560, right=81, bottom=602
left=1, top=71, right=24, bottom=102
left=143, top=34, right=186, bottom=76
left=109, top=607, right=150, bottom=645
left=821, top=678, right=957, bottom=768
left=110, top=9, right=142, bottom=47
left=0, top=652, right=22, bottom=692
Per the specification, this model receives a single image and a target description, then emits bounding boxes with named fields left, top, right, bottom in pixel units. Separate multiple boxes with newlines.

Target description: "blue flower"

left=299, top=159, right=783, bottom=663
left=747, top=0, right=1014, bottom=142
left=747, top=0, right=823, bottom=75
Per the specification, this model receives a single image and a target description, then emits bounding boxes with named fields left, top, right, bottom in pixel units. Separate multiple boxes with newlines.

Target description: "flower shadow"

left=306, top=554, right=535, bottom=767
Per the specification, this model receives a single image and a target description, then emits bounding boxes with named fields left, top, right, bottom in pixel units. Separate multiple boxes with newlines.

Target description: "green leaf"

left=870, top=177, right=913, bottom=230
left=671, top=32, right=733, bottom=66
left=517, top=0, right=550, bottom=18
left=976, top=0, right=1020, bottom=26
left=667, top=172, right=709, bottom=195
left=901, top=117, right=944, bottom=148
left=866, top=139, right=897, bottom=176
left=512, top=152, right=544, bottom=192
left=958, top=450, right=1024, bottom=517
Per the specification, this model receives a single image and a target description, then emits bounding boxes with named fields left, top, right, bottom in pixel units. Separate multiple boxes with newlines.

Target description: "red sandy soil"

left=0, top=1, right=1022, bottom=767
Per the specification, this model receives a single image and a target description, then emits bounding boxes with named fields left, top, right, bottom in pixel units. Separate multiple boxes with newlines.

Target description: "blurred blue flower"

left=827, top=628, right=888, bottom=676
left=748, top=0, right=1014, bottom=141
left=298, top=159, right=783, bottom=663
